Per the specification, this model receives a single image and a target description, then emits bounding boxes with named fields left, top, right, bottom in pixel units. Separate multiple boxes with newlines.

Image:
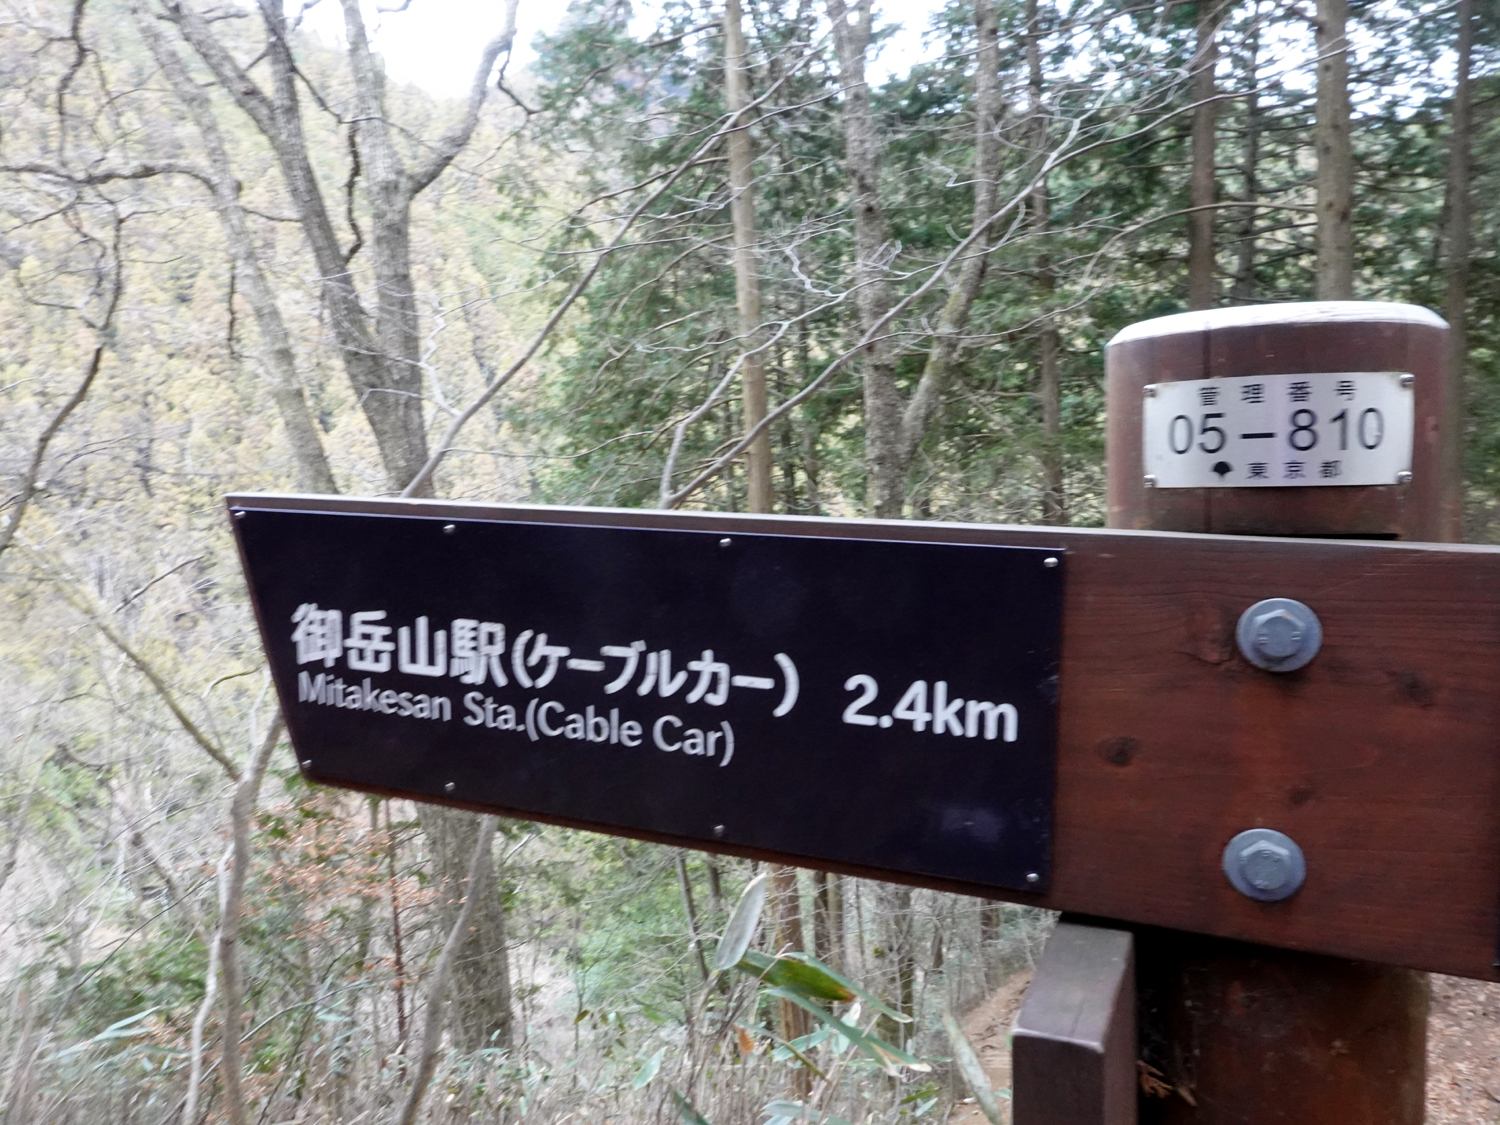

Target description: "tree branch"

left=407, top=0, right=519, bottom=195
left=217, top=713, right=284, bottom=1125
left=396, top=813, right=499, bottom=1125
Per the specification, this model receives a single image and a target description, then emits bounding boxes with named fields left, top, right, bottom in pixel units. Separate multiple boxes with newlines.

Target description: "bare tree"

left=1025, top=0, right=1065, bottom=524
left=398, top=814, right=500, bottom=1125
left=1187, top=0, right=1222, bottom=310
left=420, top=805, right=513, bottom=1051
left=1313, top=0, right=1354, bottom=298
left=128, top=0, right=336, bottom=494
left=825, top=0, right=1004, bottom=519
left=1444, top=0, right=1474, bottom=385
left=725, top=0, right=773, bottom=513
left=161, top=0, right=519, bottom=495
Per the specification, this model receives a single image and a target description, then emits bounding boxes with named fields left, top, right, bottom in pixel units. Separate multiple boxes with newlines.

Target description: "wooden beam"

left=1013, top=920, right=1136, bottom=1125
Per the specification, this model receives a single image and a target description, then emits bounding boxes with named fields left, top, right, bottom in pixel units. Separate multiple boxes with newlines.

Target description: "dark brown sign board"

left=229, top=493, right=1500, bottom=982
left=229, top=494, right=1064, bottom=895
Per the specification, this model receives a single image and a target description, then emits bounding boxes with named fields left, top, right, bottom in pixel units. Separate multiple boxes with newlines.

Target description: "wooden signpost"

left=231, top=300, right=1479, bottom=1123
left=1013, top=300, right=1452, bottom=1125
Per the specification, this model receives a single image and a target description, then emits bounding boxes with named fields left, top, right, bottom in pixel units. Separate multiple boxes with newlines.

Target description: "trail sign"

left=230, top=496, right=1064, bottom=893
left=230, top=489, right=1500, bottom=983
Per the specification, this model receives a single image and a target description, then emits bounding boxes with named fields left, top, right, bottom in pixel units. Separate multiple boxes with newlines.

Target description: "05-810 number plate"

left=1141, top=371, right=1415, bottom=489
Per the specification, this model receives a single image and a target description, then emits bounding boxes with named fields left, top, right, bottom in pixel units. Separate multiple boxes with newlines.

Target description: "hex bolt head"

left=1240, top=840, right=1292, bottom=892
left=1236, top=597, right=1322, bottom=672
left=1253, top=609, right=1304, bottom=659
left=1224, top=828, right=1306, bottom=902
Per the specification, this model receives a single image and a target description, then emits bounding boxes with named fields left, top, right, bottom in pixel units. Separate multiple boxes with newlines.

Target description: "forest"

left=0, top=0, right=1495, bottom=1120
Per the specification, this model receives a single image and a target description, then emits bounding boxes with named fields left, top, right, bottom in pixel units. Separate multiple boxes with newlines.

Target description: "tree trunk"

left=419, top=806, right=512, bottom=1051
left=879, top=883, right=918, bottom=1048
left=724, top=0, right=773, bottom=514
left=676, top=851, right=709, bottom=981
left=1313, top=0, right=1354, bottom=299
left=812, top=870, right=845, bottom=969
left=826, top=0, right=905, bottom=518
left=827, top=0, right=1002, bottom=518
left=980, top=901, right=1004, bottom=989
left=218, top=718, right=284, bottom=1125
left=1444, top=0, right=1472, bottom=388
left=398, top=816, right=499, bottom=1125
left=1187, top=1, right=1221, bottom=310
left=132, top=0, right=336, bottom=495
left=768, top=864, right=813, bottom=1095
left=1231, top=20, right=1261, bottom=303
left=1444, top=0, right=1473, bottom=537
left=166, top=0, right=515, bottom=494
left=1027, top=0, right=1065, bottom=525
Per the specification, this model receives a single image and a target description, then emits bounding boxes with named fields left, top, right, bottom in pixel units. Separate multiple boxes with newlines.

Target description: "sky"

left=303, top=0, right=952, bottom=100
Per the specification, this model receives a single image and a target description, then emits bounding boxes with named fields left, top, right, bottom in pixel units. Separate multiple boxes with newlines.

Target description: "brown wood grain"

left=228, top=493, right=1500, bottom=981
left=1133, top=927, right=1429, bottom=1125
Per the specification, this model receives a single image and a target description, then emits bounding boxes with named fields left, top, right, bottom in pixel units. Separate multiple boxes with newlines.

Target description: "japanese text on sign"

left=1141, top=371, right=1415, bottom=489
left=289, top=603, right=1024, bottom=763
left=290, top=604, right=803, bottom=765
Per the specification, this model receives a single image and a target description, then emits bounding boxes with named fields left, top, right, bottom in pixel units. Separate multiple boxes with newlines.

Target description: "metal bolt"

left=1254, top=610, right=1303, bottom=659
left=443, top=523, right=457, bottom=534
left=1395, top=470, right=1413, bottom=485
left=719, top=538, right=732, bottom=548
left=1223, top=828, right=1306, bottom=902
left=1236, top=598, right=1322, bottom=672
left=1143, top=384, right=1158, bottom=398
left=1400, top=373, right=1415, bottom=389
left=712, top=824, right=726, bottom=838
left=1025, top=872, right=1040, bottom=885
left=1043, top=557, right=1059, bottom=568
left=234, top=510, right=246, bottom=519
left=444, top=781, right=456, bottom=792
left=1143, top=474, right=1158, bottom=488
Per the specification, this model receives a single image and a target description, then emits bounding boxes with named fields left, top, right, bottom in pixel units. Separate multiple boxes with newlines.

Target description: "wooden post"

left=1103, top=301, right=1450, bottom=1123
left=1014, top=919, right=1137, bottom=1125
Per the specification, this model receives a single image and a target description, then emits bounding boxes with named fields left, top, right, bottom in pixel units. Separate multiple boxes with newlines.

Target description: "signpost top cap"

left=1109, top=301, right=1446, bottom=348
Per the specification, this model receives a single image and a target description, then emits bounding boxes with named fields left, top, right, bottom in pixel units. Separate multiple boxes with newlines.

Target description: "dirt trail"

left=945, top=972, right=1500, bottom=1124
left=948, top=971, right=1031, bottom=1125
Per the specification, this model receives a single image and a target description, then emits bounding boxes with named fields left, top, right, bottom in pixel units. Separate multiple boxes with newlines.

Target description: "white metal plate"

left=1142, top=371, right=1414, bottom=489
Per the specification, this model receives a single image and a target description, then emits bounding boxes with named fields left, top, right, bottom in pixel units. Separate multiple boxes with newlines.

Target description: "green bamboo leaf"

left=764, top=1028, right=829, bottom=1079
left=763, top=986, right=931, bottom=1075
left=762, top=1100, right=816, bottom=1122
left=735, top=950, right=855, bottom=1002
left=632, top=1045, right=666, bottom=1090
left=714, top=872, right=768, bottom=971
left=782, top=954, right=911, bottom=1023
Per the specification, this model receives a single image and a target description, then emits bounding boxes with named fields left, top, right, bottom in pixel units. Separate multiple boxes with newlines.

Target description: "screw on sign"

left=1223, top=828, right=1307, bottom=903
left=1235, top=597, right=1322, bottom=672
